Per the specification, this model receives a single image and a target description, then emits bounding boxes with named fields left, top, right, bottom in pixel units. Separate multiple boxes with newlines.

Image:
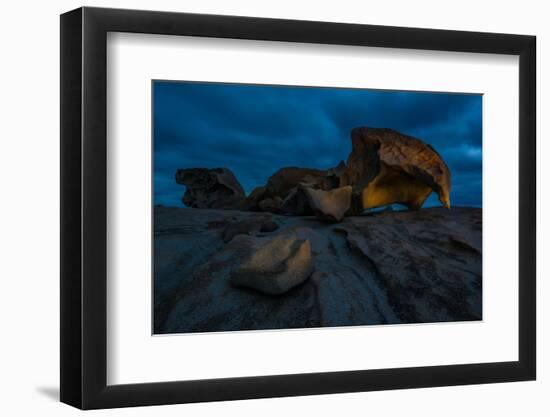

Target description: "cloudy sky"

left=153, top=81, right=482, bottom=208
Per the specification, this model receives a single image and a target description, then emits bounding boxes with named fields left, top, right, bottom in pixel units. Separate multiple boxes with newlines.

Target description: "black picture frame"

left=60, top=6, right=536, bottom=410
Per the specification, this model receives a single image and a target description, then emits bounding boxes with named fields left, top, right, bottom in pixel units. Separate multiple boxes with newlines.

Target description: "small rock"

left=303, top=186, right=353, bottom=222
left=230, top=232, right=313, bottom=295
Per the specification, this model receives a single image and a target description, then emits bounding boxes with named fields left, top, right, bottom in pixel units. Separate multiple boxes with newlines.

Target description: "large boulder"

left=345, top=127, right=451, bottom=210
left=230, top=232, right=313, bottom=295
left=175, top=167, right=245, bottom=209
left=303, top=186, right=353, bottom=222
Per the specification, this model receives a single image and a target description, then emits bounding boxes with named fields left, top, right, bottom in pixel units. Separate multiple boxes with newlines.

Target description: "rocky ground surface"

left=154, top=206, right=482, bottom=334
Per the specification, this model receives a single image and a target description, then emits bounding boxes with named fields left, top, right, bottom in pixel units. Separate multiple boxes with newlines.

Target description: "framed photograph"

left=60, top=6, right=536, bottom=409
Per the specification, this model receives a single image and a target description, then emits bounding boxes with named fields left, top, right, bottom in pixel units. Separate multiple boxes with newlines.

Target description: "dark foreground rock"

left=154, top=206, right=482, bottom=334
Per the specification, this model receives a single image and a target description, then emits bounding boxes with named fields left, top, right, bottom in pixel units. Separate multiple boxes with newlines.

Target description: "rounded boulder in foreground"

left=230, top=232, right=313, bottom=295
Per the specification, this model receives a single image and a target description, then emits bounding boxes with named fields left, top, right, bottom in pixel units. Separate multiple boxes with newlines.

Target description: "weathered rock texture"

left=154, top=206, right=481, bottom=334
left=175, top=167, right=245, bottom=209
left=345, top=127, right=452, bottom=210
left=230, top=232, right=313, bottom=295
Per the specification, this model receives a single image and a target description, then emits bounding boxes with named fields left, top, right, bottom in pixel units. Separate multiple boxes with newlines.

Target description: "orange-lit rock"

left=175, top=167, right=245, bottom=209
left=345, top=127, right=451, bottom=210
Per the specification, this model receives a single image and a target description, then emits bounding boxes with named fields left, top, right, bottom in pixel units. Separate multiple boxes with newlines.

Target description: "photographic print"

left=153, top=81, right=482, bottom=335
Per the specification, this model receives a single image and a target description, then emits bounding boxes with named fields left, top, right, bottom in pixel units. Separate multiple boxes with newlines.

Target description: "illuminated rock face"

left=360, top=163, right=433, bottom=210
left=303, top=186, right=353, bottom=222
left=346, top=127, right=451, bottom=210
left=175, top=127, right=452, bottom=219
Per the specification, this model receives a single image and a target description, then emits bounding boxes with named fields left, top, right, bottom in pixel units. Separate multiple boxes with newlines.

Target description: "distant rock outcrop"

left=175, top=167, right=245, bottom=209
left=175, top=127, right=452, bottom=219
left=264, top=167, right=329, bottom=198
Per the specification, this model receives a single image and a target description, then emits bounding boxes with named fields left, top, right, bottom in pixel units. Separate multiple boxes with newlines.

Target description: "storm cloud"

left=153, top=81, right=482, bottom=208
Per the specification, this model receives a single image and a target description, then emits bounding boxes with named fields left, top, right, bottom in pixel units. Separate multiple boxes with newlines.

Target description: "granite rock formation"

left=161, top=127, right=476, bottom=334
left=154, top=206, right=482, bottom=333
left=344, top=127, right=451, bottom=210
left=175, top=127, right=452, bottom=220
left=175, top=167, right=245, bottom=209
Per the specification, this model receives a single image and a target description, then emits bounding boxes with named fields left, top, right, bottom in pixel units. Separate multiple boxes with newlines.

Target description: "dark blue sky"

left=153, top=81, right=482, bottom=208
